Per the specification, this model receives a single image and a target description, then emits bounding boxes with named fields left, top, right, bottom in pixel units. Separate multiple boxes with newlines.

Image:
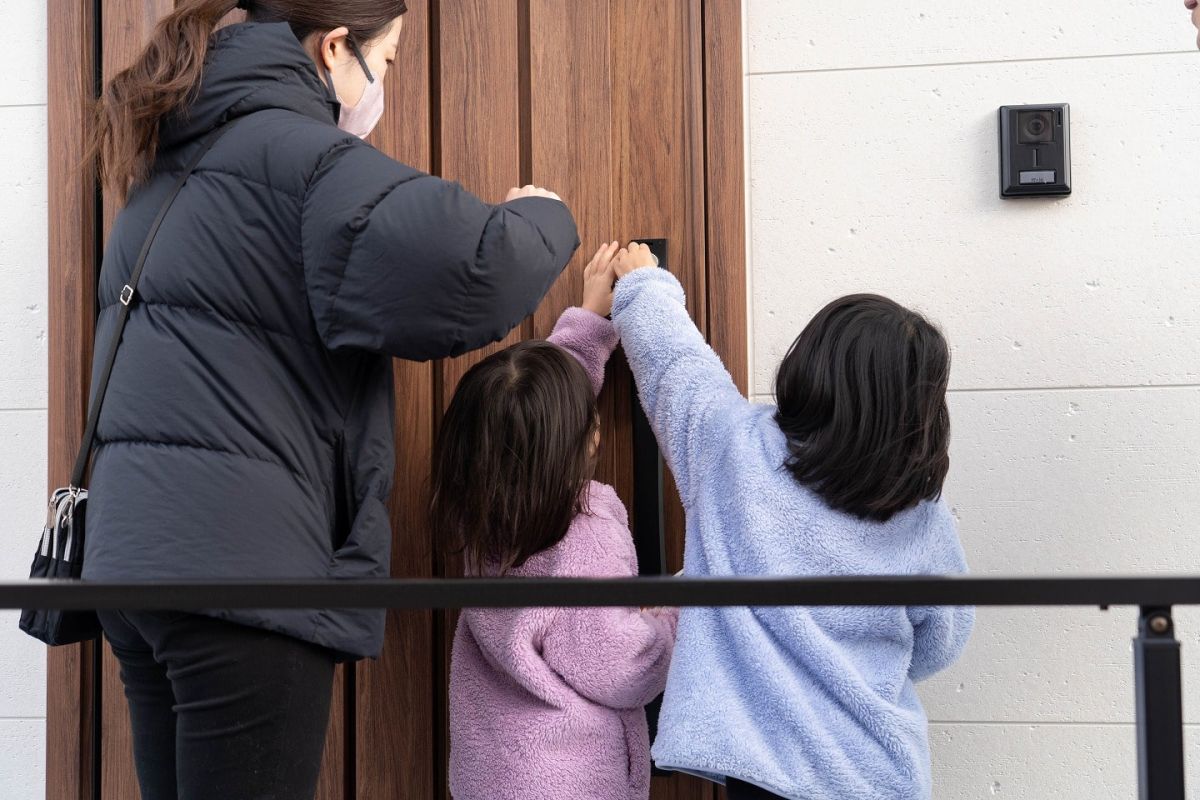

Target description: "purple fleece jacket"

left=448, top=307, right=680, bottom=800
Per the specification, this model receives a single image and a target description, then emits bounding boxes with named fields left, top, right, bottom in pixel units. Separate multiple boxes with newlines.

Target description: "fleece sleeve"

left=542, top=542, right=677, bottom=711
left=302, top=139, right=579, bottom=360
left=547, top=307, right=619, bottom=397
left=611, top=267, right=748, bottom=503
left=908, top=502, right=975, bottom=682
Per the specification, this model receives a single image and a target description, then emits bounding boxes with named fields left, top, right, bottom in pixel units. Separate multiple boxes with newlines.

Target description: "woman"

left=1188, top=0, right=1200, bottom=47
left=84, top=1, right=577, bottom=797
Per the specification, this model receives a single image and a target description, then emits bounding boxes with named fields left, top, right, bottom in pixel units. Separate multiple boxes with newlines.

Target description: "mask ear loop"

left=347, top=37, right=376, bottom=83
left=318, top=32, right=376, bottom=99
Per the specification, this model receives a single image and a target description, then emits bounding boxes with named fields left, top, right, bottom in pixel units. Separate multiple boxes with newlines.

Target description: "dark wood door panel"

left=437, top=0, right=528, bottom=409
left=46, top=0, right=99, bottom=795
left=528, top=0, right=614, bottom=340
left=49, top=3, right=744, bottom=799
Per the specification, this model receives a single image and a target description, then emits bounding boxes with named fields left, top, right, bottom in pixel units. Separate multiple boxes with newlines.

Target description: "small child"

left=608, top=244, right=974, bottom=800
left=437, top=243, right=678, bottom=800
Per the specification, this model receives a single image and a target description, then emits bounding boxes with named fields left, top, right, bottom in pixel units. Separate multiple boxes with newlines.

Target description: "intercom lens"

left=1017, top=110, right=1055, bottom=144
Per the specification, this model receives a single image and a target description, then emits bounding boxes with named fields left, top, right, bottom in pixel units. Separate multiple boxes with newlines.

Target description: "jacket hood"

left=161, top=21, right=338, bottom=148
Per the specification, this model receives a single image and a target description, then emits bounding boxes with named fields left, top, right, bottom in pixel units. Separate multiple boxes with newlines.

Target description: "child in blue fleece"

left=609, top=243, right=974, bottom=800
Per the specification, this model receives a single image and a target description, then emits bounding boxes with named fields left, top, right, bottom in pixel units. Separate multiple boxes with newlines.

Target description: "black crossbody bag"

left=21, top=123, right=234, bottom=645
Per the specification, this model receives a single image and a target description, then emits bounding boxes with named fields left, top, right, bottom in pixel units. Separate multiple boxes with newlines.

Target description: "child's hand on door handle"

left=582, top=241, right=620, bottom=318
left=613, top=241, right=659, bottom=280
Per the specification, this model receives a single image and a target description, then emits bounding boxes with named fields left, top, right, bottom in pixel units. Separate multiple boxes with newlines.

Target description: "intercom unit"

left=999, top=103, right=1071, bottom=198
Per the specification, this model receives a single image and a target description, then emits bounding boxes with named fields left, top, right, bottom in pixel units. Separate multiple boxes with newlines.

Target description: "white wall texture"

left=0, top=3, right=48, bottom=796
left=744, top=0, right=1200, bottom=797
left=0, top=1, right=47, bottom=797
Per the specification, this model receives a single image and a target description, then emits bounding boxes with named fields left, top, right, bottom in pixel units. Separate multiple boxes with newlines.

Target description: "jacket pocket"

left=329, top=495, right=390, bottom=579
left=332, top=433, right=355, bottom=553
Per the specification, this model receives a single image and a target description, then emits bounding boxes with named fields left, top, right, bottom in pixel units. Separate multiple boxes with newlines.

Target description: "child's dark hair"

left=431, top=341, right=598, bottom=574
left=774, top=294, right=951, bottom=522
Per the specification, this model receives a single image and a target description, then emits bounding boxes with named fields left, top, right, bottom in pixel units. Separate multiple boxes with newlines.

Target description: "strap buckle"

left=119, top=285, right=135, bottom=306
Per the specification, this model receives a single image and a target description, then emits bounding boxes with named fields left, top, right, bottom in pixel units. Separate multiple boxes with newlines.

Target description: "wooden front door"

left=46, top=1, right=745, bottom=798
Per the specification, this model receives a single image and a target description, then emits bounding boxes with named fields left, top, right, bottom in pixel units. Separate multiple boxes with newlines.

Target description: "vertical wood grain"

left=526, top=0, right=641, bottom=533
left=436, top=0, right=526, bottom=409
left=610, top=0, right=708, bottom=329
left=46, top=9, right=100, bottom=799
left=703, top=0, right=748, bottom=396
left=528, top=0, right=612, bottom=339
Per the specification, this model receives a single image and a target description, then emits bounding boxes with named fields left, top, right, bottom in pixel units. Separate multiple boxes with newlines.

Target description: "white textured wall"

left=3, top=2, right=1198, bottom=797
left=745, top=1, right=1200, bottom=796
left=0, top=1, right=48, bottom=796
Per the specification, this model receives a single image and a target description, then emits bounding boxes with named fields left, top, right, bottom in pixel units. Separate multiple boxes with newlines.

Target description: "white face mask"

left=322, top=37, right=385, bottom=139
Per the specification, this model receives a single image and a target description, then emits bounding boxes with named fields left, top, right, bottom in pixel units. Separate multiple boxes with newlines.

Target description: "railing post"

left=1134, top=606, right=1185, bottom=800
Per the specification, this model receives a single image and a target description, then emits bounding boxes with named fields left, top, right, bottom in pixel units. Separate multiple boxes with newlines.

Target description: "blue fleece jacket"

left=611, top=267, right=974, bottom=800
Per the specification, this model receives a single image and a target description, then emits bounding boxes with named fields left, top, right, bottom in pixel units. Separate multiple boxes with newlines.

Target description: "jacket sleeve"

left=301, top=140, right=579, bottom=360
left=611, top=267, right=748, bottom=503
left=547, top=307, right=619, bottom=397
left=908, top=503, right=975, bottom=682
left=542, top=542, right=677, bottom=711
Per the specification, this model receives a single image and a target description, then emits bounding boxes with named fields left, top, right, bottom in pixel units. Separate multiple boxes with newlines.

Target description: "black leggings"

left=99, top=610, right=335, bottom=800
left=727, top=777, right=786, bottom=799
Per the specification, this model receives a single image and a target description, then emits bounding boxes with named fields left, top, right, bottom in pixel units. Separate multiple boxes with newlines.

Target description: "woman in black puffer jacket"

left=84, top=1, right=578, bottom=797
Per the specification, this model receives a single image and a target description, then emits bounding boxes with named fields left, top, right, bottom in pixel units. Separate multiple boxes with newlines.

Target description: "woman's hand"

left=505, top=184, right=563, bottom=203
left=582, top=241, right=620, bottom=317
left=613, top=241, right=658, bottom=280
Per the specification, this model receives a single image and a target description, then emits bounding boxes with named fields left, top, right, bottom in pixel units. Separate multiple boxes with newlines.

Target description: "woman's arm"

left=301, top=140, right=579, bottom=360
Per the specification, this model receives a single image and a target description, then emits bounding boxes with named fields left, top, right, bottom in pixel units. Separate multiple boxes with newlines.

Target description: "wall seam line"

left=749, top=48, right=1196, bottom=78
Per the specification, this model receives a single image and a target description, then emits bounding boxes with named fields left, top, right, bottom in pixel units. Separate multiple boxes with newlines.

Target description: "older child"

left=438, top=243, right=678, bottom=800
left=610, top=244, right=973, bottom=800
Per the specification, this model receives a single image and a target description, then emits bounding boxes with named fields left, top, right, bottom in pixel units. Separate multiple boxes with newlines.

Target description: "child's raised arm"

left=610, top=244, right=748, bottom=504
left=547, top=242, right=621, bottom=397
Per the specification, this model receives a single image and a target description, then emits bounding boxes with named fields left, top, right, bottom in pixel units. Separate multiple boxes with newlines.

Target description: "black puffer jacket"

left=82, top=22, right=579, bottom=659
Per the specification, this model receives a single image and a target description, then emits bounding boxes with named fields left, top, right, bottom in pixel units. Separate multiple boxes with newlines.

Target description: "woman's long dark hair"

left=774, top=294, right=951, bottom=522
left=431, top=341, right=598, bottom=575
left=89, top=0, right=406, bottom=202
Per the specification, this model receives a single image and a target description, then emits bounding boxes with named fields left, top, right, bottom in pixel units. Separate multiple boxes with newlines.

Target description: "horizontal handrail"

left=3, top=575, right=1200, bottom=610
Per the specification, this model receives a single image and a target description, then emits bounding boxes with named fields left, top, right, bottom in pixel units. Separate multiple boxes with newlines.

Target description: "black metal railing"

left=3, top=574, right=1196, bottom=800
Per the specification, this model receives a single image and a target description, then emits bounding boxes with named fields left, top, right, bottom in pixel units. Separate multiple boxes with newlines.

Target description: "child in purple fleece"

left=437, top=242, right=678, bottom=800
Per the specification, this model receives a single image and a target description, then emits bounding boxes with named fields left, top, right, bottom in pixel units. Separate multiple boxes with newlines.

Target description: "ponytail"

left=91, top=0, right=239, bottom=202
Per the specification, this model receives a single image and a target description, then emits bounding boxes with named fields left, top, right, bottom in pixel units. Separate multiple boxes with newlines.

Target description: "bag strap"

left=69, top=123, right=236, bottom=489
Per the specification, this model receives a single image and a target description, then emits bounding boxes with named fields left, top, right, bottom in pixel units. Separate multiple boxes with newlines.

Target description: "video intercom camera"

left=999, top=103, right=1071, bottom=198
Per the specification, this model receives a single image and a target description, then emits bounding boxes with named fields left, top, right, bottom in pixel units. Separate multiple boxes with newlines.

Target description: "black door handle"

left=630, top=238, right=669, bottom=578
left=631, top=239, right=671, bottom=776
